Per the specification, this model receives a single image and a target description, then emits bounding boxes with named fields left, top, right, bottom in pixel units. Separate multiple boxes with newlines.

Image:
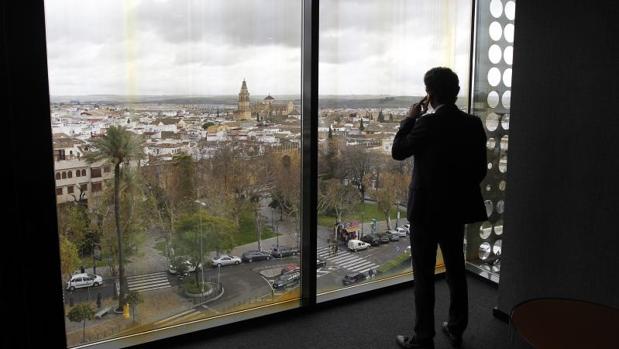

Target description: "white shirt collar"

left=425, top=103, right=444, bottom=115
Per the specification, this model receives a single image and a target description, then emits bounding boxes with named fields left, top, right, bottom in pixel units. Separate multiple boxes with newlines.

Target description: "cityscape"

left=52, top=80, right=443, bottom=346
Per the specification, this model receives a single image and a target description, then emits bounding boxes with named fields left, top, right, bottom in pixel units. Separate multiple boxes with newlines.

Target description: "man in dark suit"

left=392, top=67, right=488, bottom=349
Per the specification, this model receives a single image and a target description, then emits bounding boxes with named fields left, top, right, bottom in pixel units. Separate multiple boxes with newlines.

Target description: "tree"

left=340, top=145, right=373, bottom=203
left=59, top=235, right=81, bottom=281
left=84, top=125, right=145, bottom=311
left=378, top=109, right=385, bottom=123
left=318, top=178, right=357, bottom=225
left=125, top=291, right=143, bottom=323
left=67, top=304, right=95, bottom=343
left=173, top=211, right=235, bottom=288
left=373, top=172, right=398, bottom=229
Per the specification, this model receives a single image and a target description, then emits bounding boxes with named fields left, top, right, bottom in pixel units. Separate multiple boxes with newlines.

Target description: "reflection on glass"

left=499, top=154, right=508, bottom=173
left=500, top=135, right=509, bottom=152
left=488, top=162, right=493, bottom=170
left=501, top=114, right=510, bottom=130
left=502, top=90, right=511, bottom=108
left=487, top=91, right=500, bottom=108
left=494, top=220, right=504, bottom=235
left=479, top=242, right=492, bottom=260
left=486, top=138, right=497, bottom=150
left=489, top=22, right=503, bottom=41
left=489, top=44, right=502, bottom=64
left=486, top=184, right=492, bottom=192
left=503, top=68, right=512, bottom=87
left=493, top=239, right=502, bottom=256
left=486, top=112, right=500, bottom=131
left=490, top=0, right=503, bottom=18
left=496, top=200, right=505, bottom=214
left=484, top=200, right=494, bottom=217
left=505, top=1, right=516, bottom=20
left=488, top=67, right=502, bottom=87
left=480, top=222, right=493, bottom=239
left=504, top=45, right=513, bottom=65
left=499, top=180, right=506, bottom=191
left=492, top=258, right=501, bottom=272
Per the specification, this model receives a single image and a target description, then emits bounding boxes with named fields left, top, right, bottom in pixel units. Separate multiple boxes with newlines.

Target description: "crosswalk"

left=127, top=272, right=172, bottom=293
left=317, top=246, right=379, bottom=274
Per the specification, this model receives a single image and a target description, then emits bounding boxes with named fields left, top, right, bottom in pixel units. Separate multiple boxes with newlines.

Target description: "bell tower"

left=237, top=79, right=251, bottom=120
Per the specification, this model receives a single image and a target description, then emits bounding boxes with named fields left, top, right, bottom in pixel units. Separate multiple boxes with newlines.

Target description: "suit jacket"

left=392, top=104, right=487, bottom=225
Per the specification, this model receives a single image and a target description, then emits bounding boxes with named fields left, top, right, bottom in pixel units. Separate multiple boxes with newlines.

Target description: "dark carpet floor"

left=144, top=275, right=528, bottom=349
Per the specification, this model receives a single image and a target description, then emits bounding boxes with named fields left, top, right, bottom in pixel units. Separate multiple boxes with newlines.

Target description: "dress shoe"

left=441, top=322, right=463, bottom=347
left=395, top=335, right=434, bottom=349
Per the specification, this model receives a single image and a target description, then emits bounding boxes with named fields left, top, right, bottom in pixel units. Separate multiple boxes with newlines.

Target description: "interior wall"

left=498, top=0, right=619, bottom=318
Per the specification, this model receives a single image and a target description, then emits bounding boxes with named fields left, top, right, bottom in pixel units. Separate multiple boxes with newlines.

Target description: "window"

left=91, top=182, right=102, bottom=193
left=316, top=0, right=472, bottom=301
left=56, top=187, right=63, bottom=196
left=46, top=0, right=302, bottom=346
left=67, top=186, right=74, bottom=194
left=90, top=168, right=101, bottom=178
left=38, top=0, right=511, bottom=347
left=67, top=170, right=72, bottom=178
left=61, top=172, right=66, bottom=179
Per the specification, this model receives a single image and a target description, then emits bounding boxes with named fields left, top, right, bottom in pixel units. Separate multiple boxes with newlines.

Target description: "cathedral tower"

left=237, top=79, right=252, bottom=120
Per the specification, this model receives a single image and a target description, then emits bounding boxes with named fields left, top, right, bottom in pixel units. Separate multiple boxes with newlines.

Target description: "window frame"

left=3, top=0, right=490, bottom=348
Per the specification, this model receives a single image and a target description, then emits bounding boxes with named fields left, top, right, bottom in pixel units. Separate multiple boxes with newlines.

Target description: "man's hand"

left=407, top=96, right=429, bottom=119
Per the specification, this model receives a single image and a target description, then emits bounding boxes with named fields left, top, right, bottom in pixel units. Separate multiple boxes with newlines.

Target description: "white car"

left=211, top=254, right=242, bottom=267
left=390, top=228, right=408, bottom=237
left=66, top=273, right=103, bottom=291
left=347, top=239, right=371, bottom=252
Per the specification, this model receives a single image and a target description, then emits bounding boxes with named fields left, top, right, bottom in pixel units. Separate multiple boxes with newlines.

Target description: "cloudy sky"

left=45, top=0, right=471, bottom=96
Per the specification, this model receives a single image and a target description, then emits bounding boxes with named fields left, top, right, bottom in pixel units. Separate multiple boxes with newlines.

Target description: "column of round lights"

left=479, top=0, right=515, bottom=269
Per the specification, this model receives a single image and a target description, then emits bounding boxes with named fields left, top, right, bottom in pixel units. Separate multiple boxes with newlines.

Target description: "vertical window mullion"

left=301, top=0, right=319, bottom=307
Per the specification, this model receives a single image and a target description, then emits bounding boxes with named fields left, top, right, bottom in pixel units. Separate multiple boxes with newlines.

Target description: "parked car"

left=168, top=256, right=201, bottom=275
left=392, top=228, right=408, bottom=237
left=316, top=258, right=327, bottom=269
left=342, top=272, right=367, bottom=286
left=281, top=263, right=300, bottom=275
left=273, top=271, right=301, bottom=290
left=403, top=224, right=411, bottom=232
left=66, top=273, right=103, bottom=291
left=386, top=231, right=400, bottom=241
left=210, top=254, right=242, bottom=267
left=347, top=239, right=371, bottom=252
left=271, top=246, right=300, bottom=258
left=241, top=250, right=272, bottom=263
left=360, top=234, right=380, bottom=246
left=376, top=233, right=391, bottom=244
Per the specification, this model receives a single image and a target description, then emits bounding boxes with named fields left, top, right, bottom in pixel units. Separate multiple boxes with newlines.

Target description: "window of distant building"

left=55, top=173, right=60, bottom=180
left=76, top=170, right=81, bottom=177
left=67, top=171, right=72, bottom=178
left=80, top=183, right=87, bottom=193
left=91, top=168, right=101, bottom=178
left=61, top=172, right=66, bottom=179
left=56, top=187, right=63, bottom=196
left=91, top=182, right=102, bottom=193
left=67, top=186, right=74, bottom=194
left=81, top=169, right=86, bottom=176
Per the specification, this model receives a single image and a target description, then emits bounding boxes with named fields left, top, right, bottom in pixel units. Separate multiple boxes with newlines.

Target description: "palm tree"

left=84, top=125, right=144, bottom=311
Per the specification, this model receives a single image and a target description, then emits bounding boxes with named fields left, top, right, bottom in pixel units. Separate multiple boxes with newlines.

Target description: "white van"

left=347, top=239, right=370, bottom=252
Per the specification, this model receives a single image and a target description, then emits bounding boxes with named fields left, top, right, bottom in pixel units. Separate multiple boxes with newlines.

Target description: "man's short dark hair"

left=424, top=67, right=460, bottom=104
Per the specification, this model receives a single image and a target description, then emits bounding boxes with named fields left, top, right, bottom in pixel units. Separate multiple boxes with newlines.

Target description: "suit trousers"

left=410, top=221, right=468, bottom=341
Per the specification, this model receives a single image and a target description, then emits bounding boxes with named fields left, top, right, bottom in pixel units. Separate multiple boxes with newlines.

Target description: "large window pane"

left=46, top=1, right=302, bottom=346
left=317, top=0, right=472, bottom=299
left=466, top=0, right=516, bottom=282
